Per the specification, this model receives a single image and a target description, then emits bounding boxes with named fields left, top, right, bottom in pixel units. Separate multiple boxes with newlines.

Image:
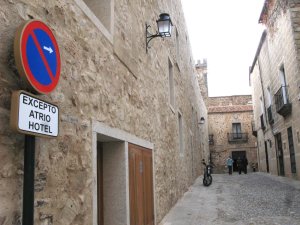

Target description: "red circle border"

left=20, top=20, right=61, bottom=94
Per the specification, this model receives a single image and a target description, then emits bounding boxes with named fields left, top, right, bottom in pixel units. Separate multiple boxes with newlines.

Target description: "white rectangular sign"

left=10, top=91, right=59, bottom=137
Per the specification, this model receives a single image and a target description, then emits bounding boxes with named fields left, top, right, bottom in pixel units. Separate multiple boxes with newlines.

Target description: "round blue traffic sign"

left=14, top=20, right=61, bottom=94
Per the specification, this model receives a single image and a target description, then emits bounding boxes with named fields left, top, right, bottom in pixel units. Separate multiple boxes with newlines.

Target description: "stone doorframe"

left=92, top=121, right=155, bottom=225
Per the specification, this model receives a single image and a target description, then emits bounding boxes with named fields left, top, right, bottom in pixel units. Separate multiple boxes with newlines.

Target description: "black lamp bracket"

left=146, top=23, right=162, bottom=53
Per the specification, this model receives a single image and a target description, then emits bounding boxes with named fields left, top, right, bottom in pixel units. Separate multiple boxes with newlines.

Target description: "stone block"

left=35, top=172, right=47, bottom=192
left=39, top=212, right=53, bottom=225
left=58, top=197, right=80, bottom=225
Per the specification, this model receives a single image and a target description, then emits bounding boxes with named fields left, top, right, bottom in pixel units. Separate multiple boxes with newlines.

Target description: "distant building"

left=207, top=96, right=257, bottom=173
left=250, top=0, right=300, bottom=179
left=195, top=62, right=257, bottom=173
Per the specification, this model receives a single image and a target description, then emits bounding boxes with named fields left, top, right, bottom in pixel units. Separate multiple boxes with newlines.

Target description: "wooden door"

left=264, top=141, right=269, bottom=173
left=287, top=127, right=297, bottom=174
left=275, top=133, right=285, bottom=176
left=143, top=149, right=154, bottom=225
left=232, top=151, right=246, bottom=172
left=129, top=144, right=154, bottom=225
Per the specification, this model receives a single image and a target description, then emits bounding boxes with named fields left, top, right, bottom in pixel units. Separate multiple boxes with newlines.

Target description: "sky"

left=181, top=0, right=266, bottom=97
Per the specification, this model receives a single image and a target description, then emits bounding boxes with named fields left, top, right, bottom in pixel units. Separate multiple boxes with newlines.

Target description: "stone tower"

left=196, top=59, right=209, bottom=106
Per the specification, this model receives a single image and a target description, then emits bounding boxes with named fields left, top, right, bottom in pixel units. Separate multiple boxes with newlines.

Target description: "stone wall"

left=0, top=0, right=208, bottom=224
left=250, top=0, right=300, bottom=179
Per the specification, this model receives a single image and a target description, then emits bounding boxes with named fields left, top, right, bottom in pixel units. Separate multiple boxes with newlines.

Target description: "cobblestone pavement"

left=159, top=172, right=300, bottom=225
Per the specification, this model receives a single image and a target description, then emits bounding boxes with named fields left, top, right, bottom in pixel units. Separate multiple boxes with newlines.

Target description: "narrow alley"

left=159, top=173, right=300, bottom=225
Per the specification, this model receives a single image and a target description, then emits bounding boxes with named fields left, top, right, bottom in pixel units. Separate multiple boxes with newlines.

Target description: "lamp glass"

left=157, top=13, right=172, bottom=37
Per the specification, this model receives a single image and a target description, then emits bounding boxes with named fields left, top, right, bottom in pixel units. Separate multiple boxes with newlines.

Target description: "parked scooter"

left=202, top=160, right=213, bottom=186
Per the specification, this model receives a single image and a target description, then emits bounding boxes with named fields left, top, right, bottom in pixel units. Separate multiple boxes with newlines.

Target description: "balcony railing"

left=274, top=86, right=292, bottom=117
left=209, top=134, right=214, bottom=145
left=251, top=121, right=257, bottom=137
left=227, top=133, right=248, bottom=143
left=260, top=114, right=266, bottom=131
left=267, top=105, right=274, bottom=124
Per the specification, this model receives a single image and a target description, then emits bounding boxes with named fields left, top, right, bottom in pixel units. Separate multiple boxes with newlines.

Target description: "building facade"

left=207, top=96, right=258, bottom=173
left=250, top=0, right=300, bottom=180
left=0, top=1, right=209, bottom=224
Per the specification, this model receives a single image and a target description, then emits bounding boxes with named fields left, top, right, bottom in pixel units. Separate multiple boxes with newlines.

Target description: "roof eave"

left=259, top=0, right=269, bottom=23
left=249, top=30, right=267, bottom=75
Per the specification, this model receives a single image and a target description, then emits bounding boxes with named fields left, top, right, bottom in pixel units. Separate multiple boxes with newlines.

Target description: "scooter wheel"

left=203, top=175, right=212, bottom=186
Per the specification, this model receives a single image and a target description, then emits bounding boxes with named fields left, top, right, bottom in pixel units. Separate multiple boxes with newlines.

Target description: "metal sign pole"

left=22, top=134, right=35, bottom=225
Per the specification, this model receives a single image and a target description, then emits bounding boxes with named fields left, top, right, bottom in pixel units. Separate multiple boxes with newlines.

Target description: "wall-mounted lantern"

left=146, top=13, right=173, bottom=53
left=199, top=117, right=205, bottom=124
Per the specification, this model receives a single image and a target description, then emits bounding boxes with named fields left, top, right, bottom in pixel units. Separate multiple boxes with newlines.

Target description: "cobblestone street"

left=159, top=173, right=300, bottom=225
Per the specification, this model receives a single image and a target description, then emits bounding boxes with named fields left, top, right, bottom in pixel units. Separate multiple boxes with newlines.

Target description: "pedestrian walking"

left=237, top=157, right=243, bottom=174
left=243, top=157, right=248, bottom=174
left=226, top=156, right=233, bottom=175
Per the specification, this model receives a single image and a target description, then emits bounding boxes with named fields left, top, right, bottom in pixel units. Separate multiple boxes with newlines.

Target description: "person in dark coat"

left=243, top=157, right=248, bottom=174
left=237, top=157, right=243, bottom=174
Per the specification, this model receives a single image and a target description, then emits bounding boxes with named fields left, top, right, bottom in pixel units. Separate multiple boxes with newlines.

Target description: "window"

left=176, top=28, right=180, bottom=63
left=232, top=123, right=242, bottom=139
left=83, top=0, right=112, bottom=31
left=267, top=88, right=274, bottom=124
left=279, top=65, right=288, bottom=104
left=260, top=114, right=266, bottom=130
left=169, top=58, right=175, bottom=108
left=267, top=87, right=272, bottom=106
left=178, top=112, right=184, bottom=156
left=260, top=97, right=264, bottom=114
left=75, top=0, right=113, bottom=42
left=192, top=107, right=198, bottom=137
left=260, top=97, right=266, bottom=129
left=190, top=133, right=194, bottom=176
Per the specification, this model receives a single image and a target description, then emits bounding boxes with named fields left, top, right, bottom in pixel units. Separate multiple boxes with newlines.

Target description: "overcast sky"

left=181, top=0, right=265, bottom=97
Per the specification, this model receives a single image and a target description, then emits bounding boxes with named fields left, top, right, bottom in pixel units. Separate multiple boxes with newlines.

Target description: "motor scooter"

left=202, top=161, right=213, bottom=186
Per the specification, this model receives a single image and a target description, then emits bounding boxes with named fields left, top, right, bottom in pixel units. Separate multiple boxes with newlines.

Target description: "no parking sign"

left=12, top=20, right=60, bottom=137
left=14, top=20, right=61, bottom=94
